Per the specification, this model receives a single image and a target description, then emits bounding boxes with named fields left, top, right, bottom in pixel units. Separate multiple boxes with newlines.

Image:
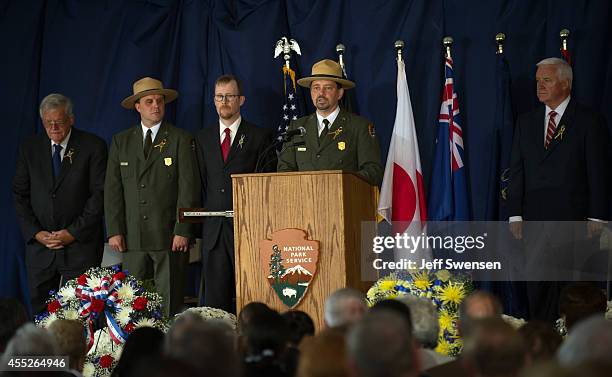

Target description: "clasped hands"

left=35, top=229, right=75, bottom=249
left=108, top=234, right=191, bottom=253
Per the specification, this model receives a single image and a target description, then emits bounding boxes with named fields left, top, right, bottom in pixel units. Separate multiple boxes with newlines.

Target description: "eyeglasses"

left=214, top=94, right=241, bottom=102
left=43, top=119, right=68, bottom=127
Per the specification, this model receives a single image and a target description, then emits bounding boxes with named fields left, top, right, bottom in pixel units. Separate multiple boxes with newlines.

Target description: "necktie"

left=545, top=110, right=557, bottom=149
left=221, top=128, right=231, bottom=162
left=143, top=129, right=153, bottom=159
left=52, top=144, right=62, bottom=177
left=319, top=119, right=330, bottom=144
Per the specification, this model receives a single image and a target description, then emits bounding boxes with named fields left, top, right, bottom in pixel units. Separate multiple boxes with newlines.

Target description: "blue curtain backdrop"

left=2, top=0, right=611, bottom=311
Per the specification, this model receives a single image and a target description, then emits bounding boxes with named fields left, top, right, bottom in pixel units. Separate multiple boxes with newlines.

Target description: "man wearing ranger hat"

left=277, top=59, right=383, bottom=186
left=104, top=77, right=200, bottom=316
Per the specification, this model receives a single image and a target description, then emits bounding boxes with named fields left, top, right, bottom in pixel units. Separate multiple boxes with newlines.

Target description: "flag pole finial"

left=394, top=40, right=405, bottom=62
left=495, top=33, right=505, bottom=55
left=560, top=29, right=570, bottom=52
left=274, top=36, right=302, bottom=69
left=336, top=43, right=348, bottom=78
left=442, top=36, right=453, bottom=59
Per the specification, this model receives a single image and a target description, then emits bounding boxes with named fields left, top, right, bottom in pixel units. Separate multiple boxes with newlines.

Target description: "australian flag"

left=277, top=65, right=300, bottom=137
left=428, top=57, right=470, bottom=221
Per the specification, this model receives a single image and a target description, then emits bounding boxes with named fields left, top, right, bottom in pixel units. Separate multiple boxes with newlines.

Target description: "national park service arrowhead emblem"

left=260, top=229, right=319, bottom=308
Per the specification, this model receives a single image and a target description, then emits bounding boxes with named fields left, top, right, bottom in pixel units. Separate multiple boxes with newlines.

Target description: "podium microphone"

left=277, top=126, right=306, bottom=142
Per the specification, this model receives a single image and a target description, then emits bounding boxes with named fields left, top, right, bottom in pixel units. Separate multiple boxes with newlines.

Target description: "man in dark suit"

left=105, top=77, right=200, bottom=316
left=507, top=57, right=609, bottom=321
left=13, top=93, right=107, bottom=314
left=195, top=74, right=273, bottom=313
left=277, top=59, right=383, bottom=187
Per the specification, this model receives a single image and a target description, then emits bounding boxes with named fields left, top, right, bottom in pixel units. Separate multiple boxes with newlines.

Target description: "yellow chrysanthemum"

left=438, top=310, right=455, bottom=331
left=435, top=339, right=452, bottom=356
left=412, top=271, right=432, bottom=290
left=436, top=282, right=466, bottom=307
left=378, top=280, right=398, bottom=292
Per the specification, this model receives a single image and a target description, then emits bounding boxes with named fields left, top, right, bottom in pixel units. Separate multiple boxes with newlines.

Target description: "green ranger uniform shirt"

left=277, top=109, right=383, bottom=186
left=104, top=122, right=200, bottom=250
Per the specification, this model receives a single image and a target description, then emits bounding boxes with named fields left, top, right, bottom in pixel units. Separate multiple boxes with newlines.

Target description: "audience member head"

left=166, top=312, right=239, bottom=377
left=47, top=319, right=86, bottom=372
left=521, top=360, right=611, bottom=377
left=557, top=316, right=612, bottom=367
left=398, top=296, right=439, bottom=349
left=370, top=299, right=413, bottom=332
left=558, top=282, right=606, bottom=332
left=131, top=356, right=200, bottom=377
left=324, top=288, right=367, bottom=328
left=298, top=327, right=348, bottom=377
left=238, top=302, right=274, bottom=335
left=517, top=321, right=562, bottom=363
left=459, top=290, right=503, bottom=335
left=347, top=310, right=420, bottom=377
left=241, top=307, right=289, bottom=358
left=1, top=323, right=59, bottom=360
left=462, top=318, right=527, bottom=377
left=282, top=310, right=315, bottom=347
left=0, top=298, right=29, bottom=352
left=111, top=326, right=165, bottom=377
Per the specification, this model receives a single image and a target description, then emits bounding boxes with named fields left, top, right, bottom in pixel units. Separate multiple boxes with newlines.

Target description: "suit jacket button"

left=220, top=188, right=225, bottom=193
left=140, top=184, right=146, bottom=188
left=316, top=154, right=321, bottom=158
left=140, top=200, right=146, bottom=204
left=52, top=194, right=56, bottom=198
left=143, top=215, right=148, bottom=220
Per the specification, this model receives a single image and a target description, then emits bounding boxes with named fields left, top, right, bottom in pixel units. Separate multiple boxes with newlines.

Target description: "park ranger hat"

left=297, top=59, right=355, bottom=89
left=121, top=77, right=178, bottom=109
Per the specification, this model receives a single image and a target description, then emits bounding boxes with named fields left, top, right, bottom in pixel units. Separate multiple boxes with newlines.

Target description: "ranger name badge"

left=164, top=158, right=172, bottom=166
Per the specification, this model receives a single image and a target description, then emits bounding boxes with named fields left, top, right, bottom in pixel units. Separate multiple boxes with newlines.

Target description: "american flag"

left=277, top=65, right=300, bottom=135
left=428, top=56, right=470, bottom=221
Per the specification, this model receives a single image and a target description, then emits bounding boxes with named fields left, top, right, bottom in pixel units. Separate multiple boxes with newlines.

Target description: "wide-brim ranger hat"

left=121, top=77, right=178, bottom=109
left=297, top=59, right=355, bottom=89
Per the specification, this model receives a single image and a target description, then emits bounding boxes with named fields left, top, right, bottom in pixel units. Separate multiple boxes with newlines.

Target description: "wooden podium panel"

left=232, top=170, right=377, bottom=328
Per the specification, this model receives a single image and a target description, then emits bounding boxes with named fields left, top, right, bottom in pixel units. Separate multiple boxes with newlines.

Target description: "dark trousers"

left=200, top=227, right=236, bottom=314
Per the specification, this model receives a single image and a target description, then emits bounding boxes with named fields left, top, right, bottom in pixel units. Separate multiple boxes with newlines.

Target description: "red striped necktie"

left=221, top=128, right=231, bottom=161
left=545, top=110, right=557, bottom=149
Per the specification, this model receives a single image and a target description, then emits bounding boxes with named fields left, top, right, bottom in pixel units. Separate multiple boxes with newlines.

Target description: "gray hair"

left=537, top=57, right=573, bottom=88
left=39, top=93, right=74, bottom=118
left=324, top=288, right=367, bottom=328
left=1, top=323, right=59, bottom=359
left=557, top=316, right=612, bottom=367
left=347, top=311, right=418, bottom=377
left=398, top=296, right=439, bottom=349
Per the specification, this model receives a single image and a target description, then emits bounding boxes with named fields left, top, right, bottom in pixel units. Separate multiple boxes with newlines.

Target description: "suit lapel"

left=39, top=136, right=55, bottom=190
left=52, top=129, right=78, bottom=192
left=139, top=123, right=169, bottom=179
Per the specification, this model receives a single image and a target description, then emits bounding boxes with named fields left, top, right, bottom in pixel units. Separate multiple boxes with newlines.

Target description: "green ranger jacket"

left=277, top=109, right=383, bottom=186
left=104, top=122, right=200, bottom=251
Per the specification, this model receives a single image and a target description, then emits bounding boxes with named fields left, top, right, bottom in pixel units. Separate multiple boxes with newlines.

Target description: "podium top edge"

left=231, top=170, right=347, bottom=178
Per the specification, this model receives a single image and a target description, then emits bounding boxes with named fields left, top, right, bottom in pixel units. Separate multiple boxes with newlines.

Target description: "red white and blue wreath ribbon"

left=76, top=276, right=127, bottom=350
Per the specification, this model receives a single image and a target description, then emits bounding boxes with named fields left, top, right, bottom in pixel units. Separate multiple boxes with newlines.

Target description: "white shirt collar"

left=50, top=128, right=72, bottom=158
left=141, top=121, right=162, bottom=141
left=545, top=95, right=570, bottom=119
left=316, top=106, right=341, bottom=133
left=219, top=116, right=241, bottom=145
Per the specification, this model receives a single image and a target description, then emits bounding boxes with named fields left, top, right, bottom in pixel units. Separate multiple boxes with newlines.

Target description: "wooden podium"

left=232, top=170, right=378, bottom=328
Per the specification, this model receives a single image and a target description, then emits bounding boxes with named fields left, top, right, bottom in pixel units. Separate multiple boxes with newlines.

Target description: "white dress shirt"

left=316, top=106, right=340, bottom=136
left=219, top=116, right=241, bottom=146
left=50, top=128, right=72, bottom=160
left=141, top=121, right=162, bottom=142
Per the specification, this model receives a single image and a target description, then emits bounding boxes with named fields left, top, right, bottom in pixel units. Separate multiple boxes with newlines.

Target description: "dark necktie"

left=221, top=128, right=231, bottom=162
left=52, top=144, right=63, bottom=177
left=545, top=110, right=557, bottom=149
left=144, top=129, right=153, bottom=159
left=319, top=119, right=330, bottom=144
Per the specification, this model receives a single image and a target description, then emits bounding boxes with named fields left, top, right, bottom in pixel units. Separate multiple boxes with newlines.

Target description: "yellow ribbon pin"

left=154, top=139, right=167, bottom=153
left=554, top=125, right=566, bottom=141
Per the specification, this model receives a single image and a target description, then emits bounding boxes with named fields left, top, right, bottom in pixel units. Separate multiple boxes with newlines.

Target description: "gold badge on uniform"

left=337, top=141, right=346, bottom=151
left=164, top=157, right=173, bottom=166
